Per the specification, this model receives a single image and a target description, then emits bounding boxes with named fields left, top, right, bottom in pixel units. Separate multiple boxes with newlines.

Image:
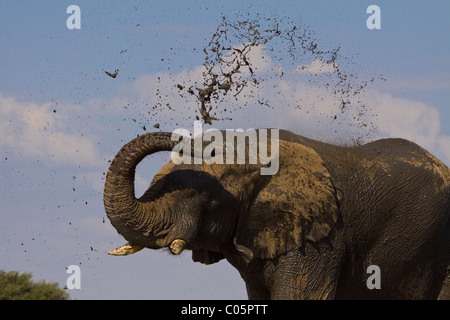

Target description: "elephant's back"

left=278, top=130, right=450, bottom=197
left=360, top=137, right=450, bottom=189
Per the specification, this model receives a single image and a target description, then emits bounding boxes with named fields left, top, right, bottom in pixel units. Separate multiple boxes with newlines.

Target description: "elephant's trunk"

left=103, top=132, right=182, bottom=248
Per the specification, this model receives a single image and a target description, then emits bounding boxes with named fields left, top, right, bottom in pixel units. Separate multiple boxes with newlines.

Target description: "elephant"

left=103, top=129, right=450, bottom=299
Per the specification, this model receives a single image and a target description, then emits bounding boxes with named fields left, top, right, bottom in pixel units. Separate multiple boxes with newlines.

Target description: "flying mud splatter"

left=182, top=16, right=343, bottom=124
left=105, top=69, right=119, bottom=78
left=151, top=15, right=382, bottom=133
left=122, top=14, right=384, bottom=144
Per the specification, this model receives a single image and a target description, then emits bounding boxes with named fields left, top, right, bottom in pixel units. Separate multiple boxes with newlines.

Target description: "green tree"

left=0, top=270, right=69, bottom=300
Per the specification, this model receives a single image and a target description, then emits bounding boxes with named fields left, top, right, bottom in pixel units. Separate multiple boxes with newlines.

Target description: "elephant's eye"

left=209, top=200, right=220, bottom=210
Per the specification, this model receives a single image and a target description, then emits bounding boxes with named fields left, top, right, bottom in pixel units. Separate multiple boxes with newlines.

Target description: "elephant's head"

left=104, top=132, right=236, bottom=257
left=104, top=131, right=340, bottom=265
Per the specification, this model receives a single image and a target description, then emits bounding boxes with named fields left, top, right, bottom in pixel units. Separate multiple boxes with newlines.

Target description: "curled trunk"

left=103, top=132, right=180, bottom=248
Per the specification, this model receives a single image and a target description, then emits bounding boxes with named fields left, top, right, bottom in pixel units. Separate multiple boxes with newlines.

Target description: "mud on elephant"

left=103, top=130, right=450, bottom=299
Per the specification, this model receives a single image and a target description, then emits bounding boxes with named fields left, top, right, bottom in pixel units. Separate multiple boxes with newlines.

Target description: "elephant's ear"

left=192, top=249, right=225, bottom=265
left=233, top=140, right=340, bottom=262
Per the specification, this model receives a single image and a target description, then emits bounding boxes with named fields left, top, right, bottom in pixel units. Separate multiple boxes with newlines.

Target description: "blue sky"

left=0, top=1, right=449, bottom=299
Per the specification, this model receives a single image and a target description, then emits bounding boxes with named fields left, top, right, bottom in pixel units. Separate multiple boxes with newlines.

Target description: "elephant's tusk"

left=170, top=239, right=187, bottom=255
left=108, top=243, right=144, bottom=256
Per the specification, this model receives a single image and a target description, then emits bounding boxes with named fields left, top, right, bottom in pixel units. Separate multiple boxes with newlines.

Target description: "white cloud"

left=0, top=94, right=103, bottom=167
left=361, top=91, right=450, bottom=165
left=362, top=91, right=441, bottom=145
left=296, top=59, right=337, bottom=74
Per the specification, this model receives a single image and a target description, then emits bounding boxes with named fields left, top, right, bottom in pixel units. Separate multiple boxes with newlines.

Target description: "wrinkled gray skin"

left=104, top=130, right=450, bottom=299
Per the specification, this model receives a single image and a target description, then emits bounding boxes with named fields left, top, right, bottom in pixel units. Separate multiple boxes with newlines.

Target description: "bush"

left=0, top=270, right=69, bottom=300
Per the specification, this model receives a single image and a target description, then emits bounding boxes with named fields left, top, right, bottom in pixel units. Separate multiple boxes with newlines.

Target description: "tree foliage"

left=0, top=270, right=69, bottom=300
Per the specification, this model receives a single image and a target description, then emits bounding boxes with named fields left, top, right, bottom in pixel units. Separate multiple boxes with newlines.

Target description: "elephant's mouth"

left=108, top=239, right=188, bottom=256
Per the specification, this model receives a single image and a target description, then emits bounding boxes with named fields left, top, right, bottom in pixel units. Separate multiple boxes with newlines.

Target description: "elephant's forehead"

left=159, top=161, right=177, bottom=174
left=151, top=161, right=176, bottom=184
left=152, top=139, right=329, bottom=173
left=151, top=160, right=202, bottom=184
left=277, top=140, right=329, bottom=174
